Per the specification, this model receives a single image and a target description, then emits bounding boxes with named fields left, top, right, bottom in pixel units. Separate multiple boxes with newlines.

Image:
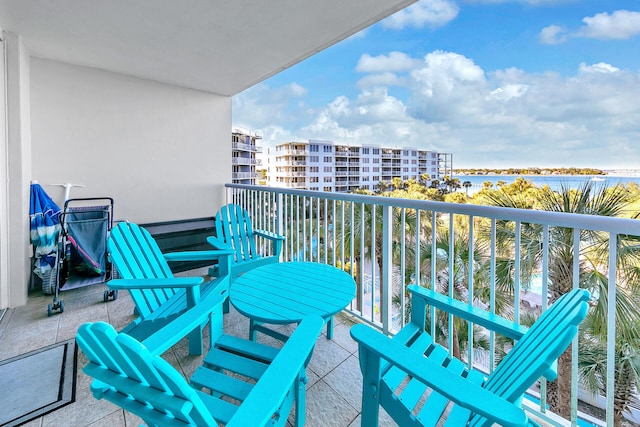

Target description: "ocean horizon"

left=453, top=173, right=640, bottom=194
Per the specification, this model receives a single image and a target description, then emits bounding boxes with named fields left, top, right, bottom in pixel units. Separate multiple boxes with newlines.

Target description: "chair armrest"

left=350, top=324, right=529, bottom=427
left=206, top=236, right=234, bottom=251
left=409, top=285, right=528, bottom=340
left=107, top=277, right=203, bottom=290
left=164, top=249, right=235, bottom=262
left=226, top=316, right=324, bottom=427
left=141, top=287, right=228, bottom=355
left=254, top=230, right=285, bottom=241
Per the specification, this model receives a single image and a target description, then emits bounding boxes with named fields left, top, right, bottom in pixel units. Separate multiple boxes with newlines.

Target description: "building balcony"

left=232, top=171, right=260, bottom=180
left=275, top=160, right=307, bottom=166
left=232, top=157, right=257, bottom=165
left=232, top=141, right=263, bottom=153
left=282, top=149, right=309, bottom=155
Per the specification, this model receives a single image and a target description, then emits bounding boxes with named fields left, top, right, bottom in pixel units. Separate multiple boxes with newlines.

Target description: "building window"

left=310, top=166, right=319, bottom=173
left=324, top=166, right=332, bottom=173
left=324, top=176, right=332, bottom=182
left=310, top=177, right=319, bottom=183
left=362, top=148, right=370, bottom=154
left=324, top=156, right=332, bottom=163
left=373, top=158, right=380, bottom=164
left=362, top=167, right=369, bottom=172
left=373, top=167, right=380, bottom=172
left=324, top=145, right=333, bottom=153
left=310, top=145, right=319, bottom=152
left=310, top=156, right=319, bottom=162
left=362, top=158, right=370, bottom=163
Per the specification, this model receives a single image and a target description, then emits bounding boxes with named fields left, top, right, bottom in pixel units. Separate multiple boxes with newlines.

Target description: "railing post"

left=225, top=185, right=233, bottom=205
left=276, top=192, right=283, bottom=261
left=382, top=205, right=392, bottom=334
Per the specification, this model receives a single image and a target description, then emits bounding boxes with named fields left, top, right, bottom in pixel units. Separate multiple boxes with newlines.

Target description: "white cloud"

left=382, top=0, right=459, bottom=30
left=539, top=25, right=567, bottom=45
left=232, top=82, right=310, bottom=130
left=579, top=10, right=640, bottom=40
left=234, top=53, right=640, bottom=168
left=540, top=10, right=640, bottom=44
left=356, top=52, right=422, bottom=73
left=578, top=62, right=620, bottom=74
left=357, top=72, right=407, bottom=89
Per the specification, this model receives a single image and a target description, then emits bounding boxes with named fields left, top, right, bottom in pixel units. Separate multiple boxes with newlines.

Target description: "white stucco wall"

left=30, top=57, right=231, bottom=224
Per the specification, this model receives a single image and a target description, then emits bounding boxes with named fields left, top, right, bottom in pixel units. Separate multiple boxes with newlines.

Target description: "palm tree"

left=337, top=199, right=417, bottom=321
left=402, top=219, right=517, bottom=362
left=481, top=181, right=640, bottom=421
left=463, top=180, right=472, bottom=195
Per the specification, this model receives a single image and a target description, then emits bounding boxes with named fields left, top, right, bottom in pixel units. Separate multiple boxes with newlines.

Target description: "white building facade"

left=267, top=140, right=451, bottom=192
left=232, top=129, right=262, bottom=185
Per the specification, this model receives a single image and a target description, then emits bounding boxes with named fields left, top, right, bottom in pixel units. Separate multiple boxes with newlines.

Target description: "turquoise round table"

left=230, top=262, right=356, bottom=341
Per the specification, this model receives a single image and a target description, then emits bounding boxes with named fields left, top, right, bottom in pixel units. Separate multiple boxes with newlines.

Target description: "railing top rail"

left=226, top=183, right=640, bottom=236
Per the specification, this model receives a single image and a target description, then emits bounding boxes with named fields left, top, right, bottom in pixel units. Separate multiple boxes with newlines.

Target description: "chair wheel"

left=47, top=304, right=53, bottom=317
left=59, top=300, right=64, bottom=313
left=104, top=289, right=118, bottom=302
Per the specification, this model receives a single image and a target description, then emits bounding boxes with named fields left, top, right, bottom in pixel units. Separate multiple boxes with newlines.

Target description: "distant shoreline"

left=453, top=168, right=640, bottom=178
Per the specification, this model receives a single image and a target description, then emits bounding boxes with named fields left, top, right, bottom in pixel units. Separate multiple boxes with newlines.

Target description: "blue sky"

left=232, top=0, right=640, bottom=169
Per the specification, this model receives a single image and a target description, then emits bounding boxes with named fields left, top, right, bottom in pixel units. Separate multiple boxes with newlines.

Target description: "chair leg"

left=187, top=325, right=204, bottom=356
left=249, top=319, right=258, bottom=341
left=360, top=349, right=381, bottom=427
left=293, top=371, right=308, bottom=427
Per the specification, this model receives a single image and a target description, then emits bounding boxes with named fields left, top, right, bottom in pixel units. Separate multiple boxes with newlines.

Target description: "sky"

left=232, top=0, right=640, bottom=170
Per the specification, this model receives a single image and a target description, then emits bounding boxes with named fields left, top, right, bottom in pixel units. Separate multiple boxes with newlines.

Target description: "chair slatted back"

left=108, top=222, right=178, bottom=318
left=215, top=204, right=260, bottom=263
left=77, top=322, right=217, bottom=427
left=468, top=288, right=590, bottom=426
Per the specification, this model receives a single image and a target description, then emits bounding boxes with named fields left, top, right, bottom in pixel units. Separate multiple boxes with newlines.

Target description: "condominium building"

left=232, top=128, right=262, bottom=185
left=267, top=140, right=451, bottom=192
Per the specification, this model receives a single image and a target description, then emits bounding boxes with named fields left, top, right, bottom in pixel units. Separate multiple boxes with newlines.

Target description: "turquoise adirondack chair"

left=207, top=204, right=284, bottom=279
left=351, top=286, right=590, bottom=427
left=107, top=221, right=234, bottom=355
left=76, top=314, right=324, bottom=427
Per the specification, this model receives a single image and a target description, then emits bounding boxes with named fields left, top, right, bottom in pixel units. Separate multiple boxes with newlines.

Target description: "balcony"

left=232, top=141, right=263, bottom=153
left=231, top=157, right=257, bottom=166
left=227, top=183, right=640, bottom=426
left=4, top=183, right=639, bottom=426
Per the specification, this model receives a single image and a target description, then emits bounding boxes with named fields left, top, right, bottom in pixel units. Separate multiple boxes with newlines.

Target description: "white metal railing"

left=232, top=141, right=262, bottom=153
left=231, top=158, right=257, bottom=165
left=225, top=183, right=640, bottom=427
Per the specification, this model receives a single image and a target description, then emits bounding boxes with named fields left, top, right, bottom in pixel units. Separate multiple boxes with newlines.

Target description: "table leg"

left=326, top=316, right=334, bottom=339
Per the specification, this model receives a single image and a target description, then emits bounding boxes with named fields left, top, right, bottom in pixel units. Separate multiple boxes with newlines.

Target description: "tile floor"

left=0, top=275, right=396, bottom=427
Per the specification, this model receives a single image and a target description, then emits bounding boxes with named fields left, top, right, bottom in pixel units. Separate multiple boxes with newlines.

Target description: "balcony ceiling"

left=0, top=0, right=416, bottom=96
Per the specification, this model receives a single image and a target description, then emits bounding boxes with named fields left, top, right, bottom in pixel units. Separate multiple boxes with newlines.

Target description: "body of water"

left=453, top=174, right=640, bottom=194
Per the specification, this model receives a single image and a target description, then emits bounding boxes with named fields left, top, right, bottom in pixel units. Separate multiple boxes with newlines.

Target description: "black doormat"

left=0, top=339, right=77, bottom=426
